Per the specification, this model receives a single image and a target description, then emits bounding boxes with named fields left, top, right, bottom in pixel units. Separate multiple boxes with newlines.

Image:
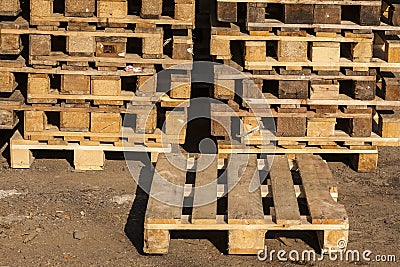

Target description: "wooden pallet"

left=23, top=26, right=193, bottom=68
left=26, top=71, right=192, bottom=104
left=211, top=29, right=383, bottom=71
left=144, top=153, right=349, bottom=254
left=210, top=104, right=400, bottom=143
left=9, top=130, right=171, bottom=170
left=215, top=66, right=378, bottom=101
left=22, top=105, right=188, bottom=144
left=216, top=0, right=381, bottom=26
left=30, top=0, right=195, bottom=27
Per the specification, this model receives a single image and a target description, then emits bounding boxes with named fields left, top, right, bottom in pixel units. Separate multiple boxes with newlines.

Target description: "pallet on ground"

left=216, top=0, right=381, bottom=27
left=0, top=90, right=24, bottom=129
left=30, top=0, right=195, bottom=27
left=144, top=153, right=349, bottom=254
left=9, top=130, right=171, bottom=170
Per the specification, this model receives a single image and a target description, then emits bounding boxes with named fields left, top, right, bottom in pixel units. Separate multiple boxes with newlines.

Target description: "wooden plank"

left=145, top=153, right=187, bottom=224
left=311, top=155, right=338, bottom=196
left=227, top=154, right=264, bottom=224
left=191, top=155, right=218, bottom=224
left=296, top=154, right=347, bottom=224
left=269, top=155, right=301, bottom=225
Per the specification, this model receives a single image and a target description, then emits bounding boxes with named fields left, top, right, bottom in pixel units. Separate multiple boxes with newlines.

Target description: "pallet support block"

left=97, top=0, right=127, bottom=18
left=173, top=36, right=193, bottom=60
left=277, top=39, right=307, bottom=62
left=175, top=0, right=195, bottom=22
left=68, top=35, right=96, bottom=56
left=276, top=108, right=307, bottom=137
left=135, top=106, right=157, bottom=134
left=311, top=42, right=340, bottom=65
left=217, top=2, right=237, bottom=22
left=170, top=73, right=191, bottom=99
left=141, top=29, right=163, bottom=59
left=382, top=74, right=400, bottom=100
left=91, top=76, right=122, bottom=105
left=358, top=6, right=381, bottom=26
left=310, top=81, right=340, bottom=100
left=24, top=111, right=47, bottom=132
left=284, top=4, right=314, bottom=24
left=11, top=148, right=34, bottom=169
left=60, top=108, right=90, bottom=132
left=228, top=230, right=265, bottom=255
left=65, top=0, right=95, bottom=17
left=378, top=112, right=400, bottom=138
left=144, top=229, right=170, bottom=254
left=345, top=33, right=373, bottom=63
left=384, top=36, right=400, bottom=63
left=307, top=118, right=336, bottom=137
left=211, top=37, right=231, bottom=58
left=246, top=3, right=267, bottom=25
left=0, top=0, right=21, bottom=16
left=74, top=149, right=105, bottom=171
left=318, top=229, right=349, bottom=253
left=0, top=72, right=17, bottom=93
left=313, top=5, right=341, bottom=24
left=350, top=147, right=378, bottom=173
left=30, top=0, right=53, bottom=18
left=61, top=74, right=91, bottom=94
left=141, top=0, right=162, bottom=19
left=245, top=41, right=266, bottom=64
left=95, top=36, right=127, bottom=58
left=29, top=35, right=51, bottom=56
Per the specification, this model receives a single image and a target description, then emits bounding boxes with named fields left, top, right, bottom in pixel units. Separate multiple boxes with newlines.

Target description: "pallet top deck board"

left=295, top=154, right=348, bottom=224
left=191, top=155, right=218, bottom=224
left=269, top=155, right=302, bottom=225
left=227, top=154, right=264, bottom=224
left=145, top=153, right=188, bottom=224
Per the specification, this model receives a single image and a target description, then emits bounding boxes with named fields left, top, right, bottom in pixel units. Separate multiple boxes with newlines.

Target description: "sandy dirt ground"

left=0, top=147, right=399, bottom=266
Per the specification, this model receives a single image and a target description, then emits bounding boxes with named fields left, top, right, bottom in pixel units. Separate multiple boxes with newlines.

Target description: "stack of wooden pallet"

left=0, top=0, right=194, bottom=170
left=210, top=0, right=400, bottom=172
left=0, top=1, right=26, bottom=130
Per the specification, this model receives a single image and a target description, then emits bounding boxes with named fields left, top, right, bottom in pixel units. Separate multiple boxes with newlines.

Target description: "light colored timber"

left=296, top=154, right=348, bottom=224
left=269, top=155, right=301, bottom=225
left=227, top=154, right=264, bottom=224
left=191, top=155, right=218, bottom=224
